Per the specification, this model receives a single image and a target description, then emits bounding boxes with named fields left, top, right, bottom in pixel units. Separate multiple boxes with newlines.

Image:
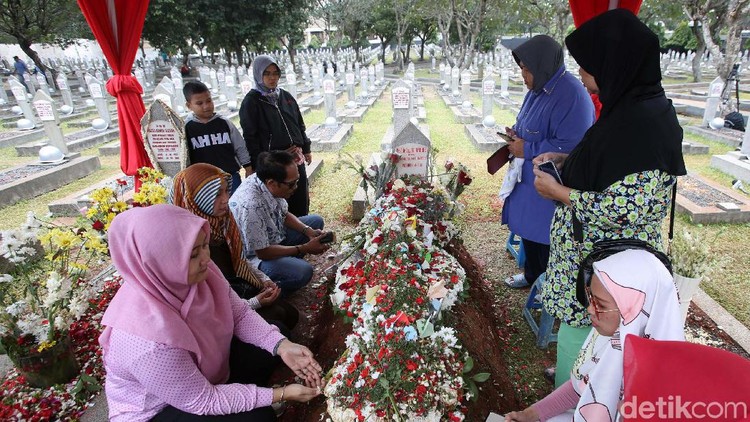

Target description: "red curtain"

left=77, top=0, right=152, bottom=182
left=568, top=0, right=642, bottom=28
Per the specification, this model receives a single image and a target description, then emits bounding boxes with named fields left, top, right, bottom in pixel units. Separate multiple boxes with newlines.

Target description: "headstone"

left=87, top=74, right=111, bottom=127
left=240, top=75, right=253, bottom=97
left=32, top=90, right=68, bottom=156
left=741, top=117, right=750, bottom=156
left=391, top=80, right=412, bottom=135
left=56, top=73, right=74, bottom=110
left=323, top=73, right=337, bottom=126
left=500, top=68, right=510, bottom=98
left=702, top=77, right=724, bottom=127
left=439, top=63, right=446, bottom=84
left=359, top=67, right=369, bottom=100
left=431, top=56, right=436, bottom=71
left=141, top=99, right=187, bottom=177
left=461, top=69, right=471, bottom=100
left=392, top=122, right=430, bottom=177
left=209, top=69, right=218, bottom=92
left=286, top=71, right=297, bottom=100
left=312, top=69, right=321, bottom=98
left=134, top=67, right=146, bottom=92
left=170, top=67, right=186, bottom=108
left=36, top=72, right=51, bottom=93
left=345, top=70, right=356, bottom=103
left=451, top=67, right=460, bottom=96
left=9, top=78, right=36, bottom=124
left=482, top=72, right=495, bottom=119
left=224, top=69, right=237, bottom=106
left=368, top=65, right=375, bottom=89
left=0, top=77, right=10, bottom=104
left=152, top=77, right=175, bottom=108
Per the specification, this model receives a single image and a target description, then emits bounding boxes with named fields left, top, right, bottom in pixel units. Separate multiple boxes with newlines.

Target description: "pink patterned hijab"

left=570, top=249, right=685, bottom=421
left=99, top=204, right=235, bottom=384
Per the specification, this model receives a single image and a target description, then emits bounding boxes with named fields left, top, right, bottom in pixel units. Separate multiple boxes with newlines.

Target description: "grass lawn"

left=0, top=80, right=748, bottom=403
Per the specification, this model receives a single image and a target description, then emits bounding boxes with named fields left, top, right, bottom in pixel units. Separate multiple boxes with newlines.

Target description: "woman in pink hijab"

left=99, top=205, right=322, bottom=421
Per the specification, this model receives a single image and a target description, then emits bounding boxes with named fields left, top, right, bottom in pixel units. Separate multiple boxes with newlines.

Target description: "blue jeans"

left=230, top=172, right=241, bottom=196
left=258, top=214, right=324, bottom=296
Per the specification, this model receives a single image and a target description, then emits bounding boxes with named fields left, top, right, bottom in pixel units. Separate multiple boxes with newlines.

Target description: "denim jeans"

left=258, top=214, right=324, bottom=296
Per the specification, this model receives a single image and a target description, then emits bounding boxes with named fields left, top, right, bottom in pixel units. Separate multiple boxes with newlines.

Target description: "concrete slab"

left=711, top=151, right=750, bottom=184
left=308, top=123, right=354, bottom=152
left=48, top=173, right=131, bottom=217
left=0, top=155, right=101, bottom=209
left=694, top=288, right=750, bottom=355
left=465, top=124, right=506, bottom=152
left=15, top=127, right=120, bottom=156
left=684, top=126, right=744, bottom=148
left=0, top=128, right=46, bottom=148
left=676, top=173, right=750, bottom=223
left=339, top=105, right=369, bottom=123
left=682, top=140, right=710, bottom=155
left=449, top=104, right=481, bottom=124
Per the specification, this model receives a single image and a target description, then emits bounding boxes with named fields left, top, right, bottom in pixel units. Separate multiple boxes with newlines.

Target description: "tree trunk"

left=235, top=44, right=244, bottom=67
left=419, top=35, right=426, bottom=61
left=17, top=38, right=58, bottom=90
left=690, top=22, right=705, bottom=82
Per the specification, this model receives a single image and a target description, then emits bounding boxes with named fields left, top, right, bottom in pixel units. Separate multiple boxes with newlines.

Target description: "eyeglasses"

left=278, top=177, right=299, bottom=189
left=263, top=71, right=281, bottom=77
left=585, top=287, right=619, bottom=317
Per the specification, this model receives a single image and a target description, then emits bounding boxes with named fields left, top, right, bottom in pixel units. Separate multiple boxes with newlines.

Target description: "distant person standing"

left=13, top=56, right=29, bottom=93
left=239, top=55, right=312, bottom=217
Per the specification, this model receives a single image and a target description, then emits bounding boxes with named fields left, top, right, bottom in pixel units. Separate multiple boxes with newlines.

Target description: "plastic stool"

left=522, top=273, right=558, bottom=349
left=505, top=232, right=525, bottom=268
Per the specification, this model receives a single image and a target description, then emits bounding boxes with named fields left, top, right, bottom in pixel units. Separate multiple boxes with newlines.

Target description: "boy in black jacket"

left=183, top=81, right=251, bottom=194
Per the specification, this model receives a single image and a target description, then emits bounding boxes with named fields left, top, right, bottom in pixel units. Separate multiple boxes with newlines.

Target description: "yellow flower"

left=112, top=201, right=128, bottom=213
left=37, top=340, right=57, bottom=353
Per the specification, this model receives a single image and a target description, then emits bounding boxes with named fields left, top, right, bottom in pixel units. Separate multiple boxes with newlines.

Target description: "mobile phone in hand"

left=320, top=231, right=335, bottom=244
left=496, top=132, right=514, bottom=143
left=538, top=160, right=563, bottom=184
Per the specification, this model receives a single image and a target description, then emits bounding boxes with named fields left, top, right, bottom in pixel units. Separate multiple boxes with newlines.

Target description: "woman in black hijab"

left=531, top=9, right=686, bottom=387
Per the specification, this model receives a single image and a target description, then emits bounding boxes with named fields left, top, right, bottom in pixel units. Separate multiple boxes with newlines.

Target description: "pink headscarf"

left=99, top=204, right=235, bottom=384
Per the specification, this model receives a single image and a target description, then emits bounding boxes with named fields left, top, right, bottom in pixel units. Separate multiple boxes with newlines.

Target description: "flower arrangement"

left=0, top=213, right=107, bottom=386
left=84, top=167, right=169, bottom=240
left=440, top=158, right=473, bottom=202
left=325, top=177, right=485, bottom=421
left=0, top=276, right=121, bottom=419
left=669, top=227, right=722, bottom=280
left=339, top=152, right=401, bottom=205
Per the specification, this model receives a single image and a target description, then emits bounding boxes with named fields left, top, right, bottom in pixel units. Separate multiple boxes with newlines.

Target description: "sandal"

left=504, top=273, right=530, bottom=289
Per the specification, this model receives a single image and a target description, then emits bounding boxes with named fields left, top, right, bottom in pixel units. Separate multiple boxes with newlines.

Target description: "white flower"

left=0, top=274, right=13, bottom=283
left=5, top=301, right=28, bottom=316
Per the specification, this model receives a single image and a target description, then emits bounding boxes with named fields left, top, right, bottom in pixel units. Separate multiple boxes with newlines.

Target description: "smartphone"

left=538, top=160, right=563, bottom=184
left=496, top=132, right=514, bottom=143
left=320, top=231, right=335, bottom=244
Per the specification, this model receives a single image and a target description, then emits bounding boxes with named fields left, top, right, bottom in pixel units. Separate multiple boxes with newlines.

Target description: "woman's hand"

left=505, top=407, right=540, bottom=422
left=304, top=153, right=312, bottom=165
left=277, top=340, right=323, bottom=389
left=280, top=383, right=321, bottom=403
left=532, top=152, right=568, bottom=169
left=256, top=284, right=281, bottom=307
left=533, top=166, right=571, bottom=205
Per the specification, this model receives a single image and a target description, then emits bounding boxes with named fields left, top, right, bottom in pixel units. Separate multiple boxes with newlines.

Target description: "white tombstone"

left=152, top=77, right=175, bottom=109
left=393, top=121, right=430, bottom=177
left=240, top=75, right=253, bottom=97
left=461, top=69, right=471, bottom=101
left=702, top=77, right=724, bottom=127
left=345, top=71, right=355, bottom=102
left=33, top=90, right=68, bottom=156
left=482, top=72, right=495, bottom=120
left=451, top=67, right=460, bottom=96
left=323, top=74, right=338, bottom=126
left=391, top=80, right=412, bottom=135
left=9, top=78, right=36, bottom=125
left=56, top=73, right=74, bottom=111
left=500, top=68, right=510, bottom=98
left=87, top=74, right=111, bottom=127
left=141, top=99, right=187, bottom=177
left=286, top=71, right=298, bottom=100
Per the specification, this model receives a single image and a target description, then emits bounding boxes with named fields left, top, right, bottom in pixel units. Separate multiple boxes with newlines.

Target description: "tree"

left=142, top=0, right=198, bottom=65
left=411, top=14, right=436, bottom=61
left=0, top=0, right=90, bottom=87
left=371, top=2, right=397, bottom=64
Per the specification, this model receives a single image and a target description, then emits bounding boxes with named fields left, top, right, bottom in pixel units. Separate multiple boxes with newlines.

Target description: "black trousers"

left=521, top=238, right=550, bottom=285
left=286, top=164, right=309, bottom=217
left=151, top=338, right=281, bottom=422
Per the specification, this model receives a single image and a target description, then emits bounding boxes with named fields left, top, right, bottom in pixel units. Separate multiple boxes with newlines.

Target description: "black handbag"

left=574, top=183, right=677, bottom=308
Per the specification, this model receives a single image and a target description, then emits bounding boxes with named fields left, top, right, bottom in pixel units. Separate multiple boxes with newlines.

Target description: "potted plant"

left=0, top=213, right=107, bottom=388
left=669, top=227, right=721, bottom=322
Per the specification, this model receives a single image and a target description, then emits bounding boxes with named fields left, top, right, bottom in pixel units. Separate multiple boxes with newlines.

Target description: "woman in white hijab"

left=505, top=249, right=685, bottom=421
